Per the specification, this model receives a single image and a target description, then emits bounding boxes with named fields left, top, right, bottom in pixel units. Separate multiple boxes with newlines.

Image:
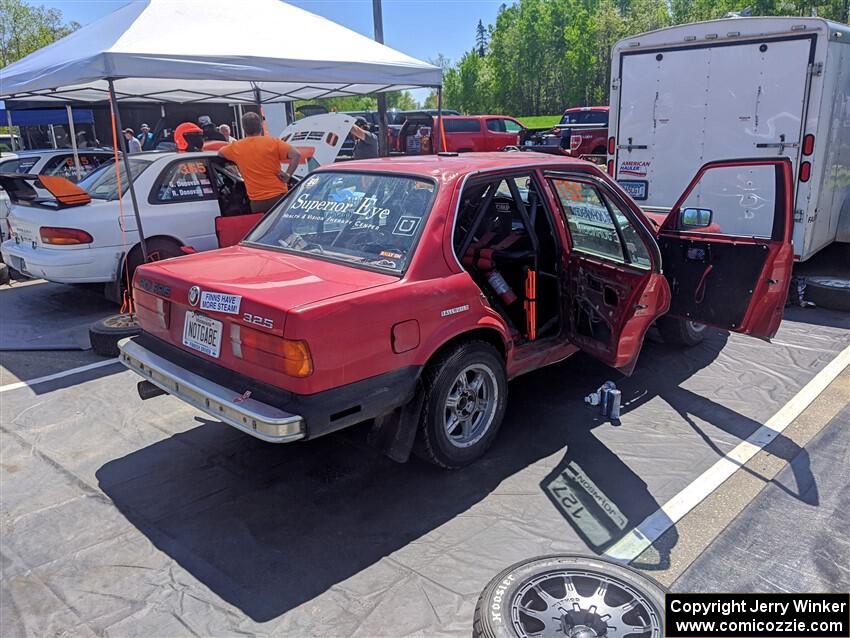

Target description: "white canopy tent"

left=0, top=0, right=442, bottom=103
left=0, top=0, right=442, bottom=265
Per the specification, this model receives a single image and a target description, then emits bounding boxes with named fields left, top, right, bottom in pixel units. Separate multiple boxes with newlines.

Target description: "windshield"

left=246, top=171, right=437, bottom=273
left=79, top=158, right=152, bottom=200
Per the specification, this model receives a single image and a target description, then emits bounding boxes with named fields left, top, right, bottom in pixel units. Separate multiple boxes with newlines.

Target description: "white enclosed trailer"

left=608, top=17, right=850, bottom=261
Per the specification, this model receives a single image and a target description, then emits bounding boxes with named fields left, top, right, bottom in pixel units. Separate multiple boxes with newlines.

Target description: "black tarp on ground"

left=1, top=307, right=848, bottom=636
left=673, top=405, right=850, bottom=593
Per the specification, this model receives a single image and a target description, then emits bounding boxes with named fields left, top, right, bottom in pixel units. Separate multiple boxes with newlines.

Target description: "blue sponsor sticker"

left=618, top=180, right=648, bottom=201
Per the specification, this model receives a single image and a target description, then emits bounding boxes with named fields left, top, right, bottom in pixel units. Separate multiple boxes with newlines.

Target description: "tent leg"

left=66, top=104, right=83, bottom=180
left=254, top=86, right=267, bottom=136
left=5, top=110, right=15, bottom=151
left=48, top=124, right=58, bottom=149
left=372, top=0, right=389, bottom=157
left=108, top=79, right=148, bottom=262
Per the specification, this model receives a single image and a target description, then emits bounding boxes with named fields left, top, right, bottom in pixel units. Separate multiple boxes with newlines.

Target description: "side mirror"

left=681, top=207, right=712, bottom=228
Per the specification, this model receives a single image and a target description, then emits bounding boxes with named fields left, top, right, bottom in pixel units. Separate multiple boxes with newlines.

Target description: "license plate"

left=200, top=291, right=241, bottom=315
left=617, top=179, right=648, bottom=201
left=182, top=311, right=223, bottom=358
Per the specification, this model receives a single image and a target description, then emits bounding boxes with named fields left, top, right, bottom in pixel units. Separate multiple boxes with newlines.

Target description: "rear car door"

left=657, top=158, right=794, bottom=339
left=546, top=170, right=670, bottom=374
left=148, top=158, right=220, bottom=250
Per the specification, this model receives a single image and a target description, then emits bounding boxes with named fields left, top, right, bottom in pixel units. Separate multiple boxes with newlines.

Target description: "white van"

left=607, top=17, right=850, bottom=262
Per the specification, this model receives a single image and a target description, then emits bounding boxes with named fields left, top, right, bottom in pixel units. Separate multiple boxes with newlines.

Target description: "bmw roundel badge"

left=188, top=285, right=201, bottom=306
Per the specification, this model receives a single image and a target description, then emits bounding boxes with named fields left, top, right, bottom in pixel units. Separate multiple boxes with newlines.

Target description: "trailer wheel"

left=804, top=276, right=850, bottom=312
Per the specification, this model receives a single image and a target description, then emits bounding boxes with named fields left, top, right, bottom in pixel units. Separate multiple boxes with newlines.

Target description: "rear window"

left=79, top=158, right=152, bottom=201
left=0, top=156, right=40, bottom=174
left=444, top=119, right=481, bottom=133
left=560, top=111, right=608, bottom=125
left=246, top=171, right=437, bottom=273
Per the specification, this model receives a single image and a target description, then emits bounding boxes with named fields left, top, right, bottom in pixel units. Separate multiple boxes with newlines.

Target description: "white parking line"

left=604, top=343, right=850, bottom=563
left=0, top=358, right=121, bottom=394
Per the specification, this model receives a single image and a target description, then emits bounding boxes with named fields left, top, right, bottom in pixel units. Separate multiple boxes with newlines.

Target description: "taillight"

left=802, top=133, right=814, bottom=156
left=231, top=324, right=313, bottom=377
left=607, top=160, right=614, bottom=176
left=570, top=135, right=582, bottom=151
left=40, top=227, right=93, bottom=245
left=155, top=298, right=170, bottom=329
left=607, top=137, right=615, bottom=155
left=799, top=161, right=811, bottom=182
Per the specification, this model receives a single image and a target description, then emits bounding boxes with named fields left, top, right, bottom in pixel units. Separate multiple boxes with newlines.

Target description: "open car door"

left=657, top=158, right=794, bottom=340
left=547, top=170, right=671, bottom=375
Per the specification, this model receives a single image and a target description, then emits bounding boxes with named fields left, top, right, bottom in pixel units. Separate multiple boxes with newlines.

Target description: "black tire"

left=89, top=313, right=141, bottom=357
left=415, top=341, right=507, bottom=469
left=657, top=316, right=706, bottom=347
left=0, top=262, right=9, bottom=286
left=804, top=276, right=850, bottom=312
left=120, top=237, right=184, bottom=295
left=473, top=555, right=666, bottom=638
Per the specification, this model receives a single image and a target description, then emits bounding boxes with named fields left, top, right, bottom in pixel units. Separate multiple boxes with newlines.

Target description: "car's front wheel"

left=416, top=341, right=507, bottom=469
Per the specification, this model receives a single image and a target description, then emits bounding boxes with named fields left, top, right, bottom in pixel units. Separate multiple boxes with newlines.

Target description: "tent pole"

left=108, top=79, right=148, bottom=261
left=48, top=124, right=58, bottom=149
left=436, top=87, right=444, bottom=153
left=5, top=110, right=15, bottom=151
left=65, top=104, right=83, bottom=180
left=254, top=86, right=266, bottom=136
left=372, top=0, right=389, bottom=157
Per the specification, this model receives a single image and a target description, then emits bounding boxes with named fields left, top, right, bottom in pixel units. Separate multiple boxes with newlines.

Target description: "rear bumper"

left=0, top=239, right=116, bottom=283
left=119, top=337, right=306, bottom=443
left=119, top=333, right=422, bottom=442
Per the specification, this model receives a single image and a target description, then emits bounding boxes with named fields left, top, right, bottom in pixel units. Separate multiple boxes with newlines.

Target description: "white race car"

left=0, top=117, right=354, bottom=300
left=1, top=151, right=254, bottom=301
left=0, top=148, right=114, bottom=242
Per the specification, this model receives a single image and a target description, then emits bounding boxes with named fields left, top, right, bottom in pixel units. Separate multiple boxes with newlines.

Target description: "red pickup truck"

left=521, top=106, right=609, bottom=158
left=120, top=153, right=794, bottom=468
left=397, top=115, right=525, bottom=155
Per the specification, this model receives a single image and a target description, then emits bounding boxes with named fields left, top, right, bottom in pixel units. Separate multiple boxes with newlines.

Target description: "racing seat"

left=462, top=196, right=532, bottom=270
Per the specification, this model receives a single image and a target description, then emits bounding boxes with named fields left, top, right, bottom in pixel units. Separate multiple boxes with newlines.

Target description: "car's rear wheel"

left=415, top=341, right=507, bottom=469
left=657, top=316, right=706, bottom=347
left=473, top=555, right=665, bottom=638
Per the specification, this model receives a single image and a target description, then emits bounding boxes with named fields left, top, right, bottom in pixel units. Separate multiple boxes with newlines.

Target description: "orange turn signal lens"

left=281, top=339, right=313, bottom=377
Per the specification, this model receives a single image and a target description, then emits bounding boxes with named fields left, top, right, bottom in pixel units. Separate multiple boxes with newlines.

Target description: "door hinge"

left=809, top=62, right=824, bottom=76
left=794, top=209, right=804, bottom=223
left=612, top=77, right=621, bottom=91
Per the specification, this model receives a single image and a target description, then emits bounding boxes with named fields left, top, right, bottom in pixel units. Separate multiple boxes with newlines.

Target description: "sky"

left=24, top=0, right=505, bottom=102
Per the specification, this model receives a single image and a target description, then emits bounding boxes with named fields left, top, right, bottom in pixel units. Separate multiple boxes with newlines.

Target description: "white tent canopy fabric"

left=0, top=0, right=442, bottom=103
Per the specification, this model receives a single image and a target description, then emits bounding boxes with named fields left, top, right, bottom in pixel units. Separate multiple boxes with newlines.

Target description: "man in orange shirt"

left=219, top=112, right=301, bottom=213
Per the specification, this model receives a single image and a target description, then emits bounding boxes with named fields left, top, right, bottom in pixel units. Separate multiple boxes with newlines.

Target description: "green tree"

left=476, top=19, right=488, bottom=57
left=0, top=0, right=80, bottom=67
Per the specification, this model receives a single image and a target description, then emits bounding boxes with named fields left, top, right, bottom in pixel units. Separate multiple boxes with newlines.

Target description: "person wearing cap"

left=198, top=115, right=226, bottom=142
left=137, top=123, right=155, bottom=150
left=219, top=111, right=301, bottom=213
left=351, top=118, right=378, bottom=159
left=173, top=123, right=205, bottom=152
left=123, top=128, right=142, bottom=154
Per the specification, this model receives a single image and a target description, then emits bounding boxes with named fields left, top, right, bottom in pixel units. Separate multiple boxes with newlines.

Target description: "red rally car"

left=119, top=153, right=794, bottom=468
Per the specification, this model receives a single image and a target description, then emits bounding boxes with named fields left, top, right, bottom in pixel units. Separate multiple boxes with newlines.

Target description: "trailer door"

left=616, top=36, right=814, bottom=210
